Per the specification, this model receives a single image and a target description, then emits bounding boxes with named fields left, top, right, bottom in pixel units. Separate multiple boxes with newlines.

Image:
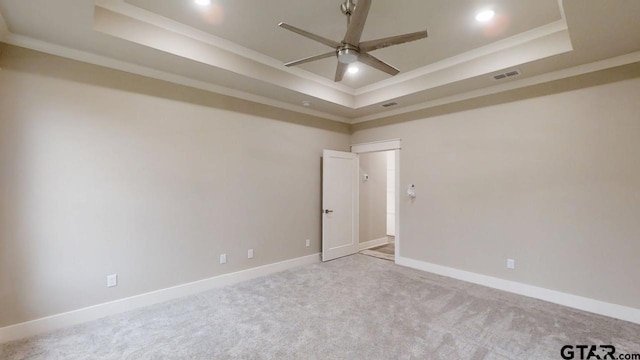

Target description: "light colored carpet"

left=2, top=255, right=639, bottom=359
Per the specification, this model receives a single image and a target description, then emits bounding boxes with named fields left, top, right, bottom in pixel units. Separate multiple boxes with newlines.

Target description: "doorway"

left=352, top=139, right=400, bottom=262
left=321, top=139, right=400, bottom=263
left=357, top=150, right=396, bottom=261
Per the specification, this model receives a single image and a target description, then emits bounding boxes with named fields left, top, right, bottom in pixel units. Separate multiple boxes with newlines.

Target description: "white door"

left=322, top=150, right=359, bottom=262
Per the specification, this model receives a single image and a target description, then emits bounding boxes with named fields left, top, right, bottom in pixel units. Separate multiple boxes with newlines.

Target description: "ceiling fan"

left=278, top=0, right=428, bottom=82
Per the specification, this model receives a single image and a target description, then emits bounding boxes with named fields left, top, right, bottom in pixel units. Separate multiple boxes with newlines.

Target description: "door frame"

left=351, top=139, right=401, bottom=262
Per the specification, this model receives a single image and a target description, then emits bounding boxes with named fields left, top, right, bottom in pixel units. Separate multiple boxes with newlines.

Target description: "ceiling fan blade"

left=358, top=53, right=399, bottom=76
left=334, top=62, right=348, bottom=82
left=343, top=0, right=372, bottom=45
left=284, top=52, right=336, bottom=67
left=360, top=30, right=429, bottom=52
left=278, top=22, right=340, bottom=49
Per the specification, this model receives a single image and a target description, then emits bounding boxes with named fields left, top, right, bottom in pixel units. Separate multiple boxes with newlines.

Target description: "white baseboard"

left=0, top=253, right=321, bottom=344
left=396, top=256, right=640, bottom=325
left=358, top=237, right=389, bottom=251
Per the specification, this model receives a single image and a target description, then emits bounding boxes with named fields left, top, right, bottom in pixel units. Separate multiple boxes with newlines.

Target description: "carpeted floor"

left=1, top=255, right=639, bottom=359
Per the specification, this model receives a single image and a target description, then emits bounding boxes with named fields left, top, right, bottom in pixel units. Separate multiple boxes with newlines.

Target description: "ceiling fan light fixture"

left=278, top=0, right=429, bottom=82
left=194, top=0, right=211, bottom=7
left=337, top=48, right=359, bottom=64
left=347, top=66, right=359, bottom=74
left=475, top=10, right=495, bottom=22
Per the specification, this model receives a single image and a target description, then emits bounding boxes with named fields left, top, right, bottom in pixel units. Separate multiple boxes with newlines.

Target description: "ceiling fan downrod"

left=340, top=0, right=356, bottom=25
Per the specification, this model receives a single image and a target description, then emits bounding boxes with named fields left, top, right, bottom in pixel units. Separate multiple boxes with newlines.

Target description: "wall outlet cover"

left=107, top=274, right=118, bottom=288
left=220, top=254, right=227, bottom=264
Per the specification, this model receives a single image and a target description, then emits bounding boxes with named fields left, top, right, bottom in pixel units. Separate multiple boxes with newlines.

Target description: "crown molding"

left=96, top=0, right=355, bottom=95
left=2, top=33, right=351, bottom=123
left=93, top=6, right=355, bottom=109
left=6, top=30, right=637, bottom=126
left=96, top=0, right=571, bottom=102
left=7, top=32, right=637, bottom=126
left=351, top=50, right=640, bottom=124
left=0, top=10, right=8, bottom=41
left=93, top=3, right=575, bottom=112
left=355, top=20, right=568, bottom=95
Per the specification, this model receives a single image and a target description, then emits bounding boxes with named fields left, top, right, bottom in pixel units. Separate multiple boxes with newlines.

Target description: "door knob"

left=324, top=209, right=334, bottom=214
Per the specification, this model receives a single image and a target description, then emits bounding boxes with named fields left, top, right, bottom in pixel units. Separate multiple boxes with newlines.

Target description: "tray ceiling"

left=125, top=0, right=562, bottom=88
left=0, top=0, right=639, bottom=122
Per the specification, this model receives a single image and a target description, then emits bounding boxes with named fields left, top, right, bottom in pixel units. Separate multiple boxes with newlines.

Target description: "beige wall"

left=358, top=152, right=387, bottom=244
left=2, top=42, right=640, bottom=328
left=352, top=68, right=640, bottom=310
left=0, top=45, right=350, bottom=327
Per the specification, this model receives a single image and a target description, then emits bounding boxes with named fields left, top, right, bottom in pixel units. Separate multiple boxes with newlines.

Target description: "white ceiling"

left=0, top=0, right=639, bottom=123
left=125, top=0, right=562, bottom=88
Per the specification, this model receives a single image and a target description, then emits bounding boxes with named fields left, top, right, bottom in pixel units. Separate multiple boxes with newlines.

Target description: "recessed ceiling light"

left=475, top=10, right=495, bottom=22
left=347, top=66, right=359, bottom=74
left=194, top=0, right=211, bottom=6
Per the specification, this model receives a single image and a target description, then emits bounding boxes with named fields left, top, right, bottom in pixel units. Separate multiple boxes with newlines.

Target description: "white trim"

left=351, top=50, right=640, bottom=124
left=557, top=0, right=567, bottom=23
left=4, top=19, right=637, bottom=125
left=4, top=30, right=639, bottom=126
left=98, top=0, right=567, bottom=97
left=96, top=0, right=354, bottom=95
left=351, top=139, right=401, bottom=154
left=350, top=140, right=402, bottom=266
left=0, top=253, right=321, bottom=344
left=397, top=256, right=640, bottom=325
left=394, top=150, right=400, bottom=259
left=0, top=10, right=8, bottom=41
left=355, top=20, right=568, bottom=95
left=358, top=237, right=389, bottom=251
left=2, top=33, right=350, bottom=124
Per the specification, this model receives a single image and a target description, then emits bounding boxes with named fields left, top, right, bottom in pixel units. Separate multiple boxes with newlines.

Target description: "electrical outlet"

left=220, top=254, right=227, bottom=264
left=305, top=239, right=310, bottom=247
left=106, top=274, right=118, bottom=288
left=507, top=259, right=515, bottom=270
left=248, top=249, right=254, bottom=259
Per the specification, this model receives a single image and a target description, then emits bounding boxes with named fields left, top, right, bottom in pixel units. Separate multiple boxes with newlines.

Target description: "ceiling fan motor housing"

left=338, top=45, right=359, bottom=64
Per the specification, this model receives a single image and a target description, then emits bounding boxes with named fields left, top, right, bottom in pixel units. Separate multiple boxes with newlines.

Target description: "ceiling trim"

left=96, top=0, right=355, bottom=95
left=2, top=32, right=351, bottom=123
left=557, top=0, right=567, bottom=22
left=97, top=0, right=570, bottom=98
left=4, top=29, right=639, bottom=126
left=355, top=20, right=568, bottom=95
left=351, top=50, right=640, bottom=123
left=0, top=9, right=8, bottom=41
left=94, top=4, right=574, bottom=112
left=354, top=28, right=573, bottom=109
left=94, top=6, right=356, bottom=108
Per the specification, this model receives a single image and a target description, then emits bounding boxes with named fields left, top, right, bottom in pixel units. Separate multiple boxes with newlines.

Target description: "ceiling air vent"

left=492, top=69, right=522, bottom=81
left=382, top=101, right=398, bottom=108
